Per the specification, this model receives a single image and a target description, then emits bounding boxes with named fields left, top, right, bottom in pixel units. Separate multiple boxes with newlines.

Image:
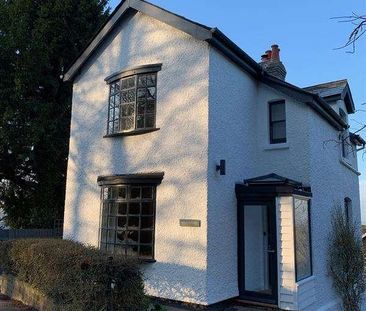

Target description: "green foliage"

left=328, top=207, right=366, bottom=311
left=0, top=239, right=149, bottom=311
left=0, top=0, right=110, bottom=228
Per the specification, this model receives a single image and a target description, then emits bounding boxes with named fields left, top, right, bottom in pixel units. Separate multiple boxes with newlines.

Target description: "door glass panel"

left=244, top=205, right=271, bottom=294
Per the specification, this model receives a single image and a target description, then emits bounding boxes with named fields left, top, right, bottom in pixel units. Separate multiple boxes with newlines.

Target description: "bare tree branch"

left=332, top=13, right=366, bottom=53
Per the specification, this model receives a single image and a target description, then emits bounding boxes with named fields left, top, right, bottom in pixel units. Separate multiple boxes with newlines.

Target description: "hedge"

left=0, top=239, right=148, bottom=311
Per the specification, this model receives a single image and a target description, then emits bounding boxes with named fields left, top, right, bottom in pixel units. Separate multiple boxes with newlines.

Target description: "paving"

left=0, top=294, right=35, bottom=311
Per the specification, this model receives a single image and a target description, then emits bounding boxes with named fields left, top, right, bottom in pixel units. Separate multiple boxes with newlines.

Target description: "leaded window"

left=98, top=173, right=164, bottom=260
left=107, top=73, right=157, bottom=134
left=100, top=185, right=156, bottom=259
left=105, top=64, right=162, bottom=135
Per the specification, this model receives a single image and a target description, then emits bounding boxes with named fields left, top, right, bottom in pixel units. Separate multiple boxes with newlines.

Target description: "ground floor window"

left=294, top=197, right=312, bottom=281
left=97, top=173, right=164, bottom=260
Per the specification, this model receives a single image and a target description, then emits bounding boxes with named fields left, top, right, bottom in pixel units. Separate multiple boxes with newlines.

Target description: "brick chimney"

left=259, top=44, right=287, bottom=80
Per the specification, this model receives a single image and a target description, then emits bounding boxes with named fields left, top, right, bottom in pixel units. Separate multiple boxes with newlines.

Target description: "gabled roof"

left=64, top=0, right=349, bottom=131
left=303, top=79, right=355, bottom=113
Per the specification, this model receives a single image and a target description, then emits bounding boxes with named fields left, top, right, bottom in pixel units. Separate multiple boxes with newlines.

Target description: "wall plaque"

left=179, top=219, right=201, bottom=227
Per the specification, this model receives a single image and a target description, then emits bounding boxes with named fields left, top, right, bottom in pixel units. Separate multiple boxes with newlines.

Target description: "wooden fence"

left=0, top=228, right=62, bottom=241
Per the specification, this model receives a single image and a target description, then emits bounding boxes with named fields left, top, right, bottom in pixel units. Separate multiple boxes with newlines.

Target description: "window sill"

left=339, top=158, right=361, bottom=176
left=104, top=128, right=160, bottom=138
left=139, top=258, right=156, bottom=264
left=296, top=275, right=315, bottom=286
left=264, top=143, right=289, bottom=151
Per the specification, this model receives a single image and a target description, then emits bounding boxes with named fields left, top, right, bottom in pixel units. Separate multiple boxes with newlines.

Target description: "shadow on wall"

left=64, top=12, right=209, bottom=303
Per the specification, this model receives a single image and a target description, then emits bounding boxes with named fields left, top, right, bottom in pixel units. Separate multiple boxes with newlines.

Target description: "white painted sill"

left=296, top=275, right=315, bottom=287
left=264, top=143, right=289, bottom=151
left=339, top=158, right=361, bottom=176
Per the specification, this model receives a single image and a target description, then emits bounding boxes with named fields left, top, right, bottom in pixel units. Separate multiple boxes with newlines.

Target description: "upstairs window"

left=105, top=64, right=162, bottom=136
left=269, top=100, right=286, bottom=144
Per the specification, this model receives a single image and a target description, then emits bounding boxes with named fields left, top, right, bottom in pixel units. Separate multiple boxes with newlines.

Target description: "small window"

left=341, top=132, right=348, bottom=158
left=294, top=198, right=312, bottom=281
left=105, top=64, right=161, bottom=135
left=98, top=173, right=164, bottom=260
left=269, top=101, right=286, bottom=144
left=344, top=197, right=352, bottom=224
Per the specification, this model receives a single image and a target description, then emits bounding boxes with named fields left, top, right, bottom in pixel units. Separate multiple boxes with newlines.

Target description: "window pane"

left=142, top=187, right=153, bottom=199
left=116, top=231, right=126, bottom=244
left=130, top=187, right=141, bottom=199
left=271, top=102, right=285, bottom=121
left=121, top=117, right=134, bottom=131
left=126, top=231, right=139, bottom=244
left=294, top=198, right=312, bottom=281
left=109, top=203, right=117, bottom=215
left=114, top=245, right=126, bottom=256
left=129, top=203, right=140, bottom=215
left=117, top=216, right=127, bottom=229
left=121, top=104, right=134, bottom=117
left=107, top=230, right=115, bottom=243
left=140, top=231, right=153, bottom=244
left=146, top=101, right=155, bottom=113
left=147, top=87, right=156, bottom=100
left=138, top=75, right=147, bottom=87
left=118, top=203, right=127, bottom=215
left=146, top=74, right=156, bottom=87
left=137, top=88, right=146, bottom=99
left=117, top=187, right=127, bottom=199
left=108, top=216, right=116, bottom=229
left=100, top=229, right=107, bottom=243
left=141, top=202, right=154, bottom=215
left=137, top=101, right=146, bottom=114
left=128, top=216, right=139, bottom=229
left=136, top=115, right=145, bottom=129
left=101, top=216, right=108, bottom=228
left=141, top=216, right=153, bottom=229
left=126, top=245, right=138, bottom=256
left=145, top=114, right=155, bottom=128
left=272, top=122, right=286, bottom=141
left=140, top=245, right=153, bottom=258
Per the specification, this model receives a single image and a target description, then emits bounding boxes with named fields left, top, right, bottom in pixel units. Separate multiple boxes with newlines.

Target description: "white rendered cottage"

left=62, top=0, right=365, bottom=309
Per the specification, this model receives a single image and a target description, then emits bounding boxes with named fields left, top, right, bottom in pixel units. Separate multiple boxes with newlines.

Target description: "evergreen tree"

left=0, top=0, right=110, bottom=228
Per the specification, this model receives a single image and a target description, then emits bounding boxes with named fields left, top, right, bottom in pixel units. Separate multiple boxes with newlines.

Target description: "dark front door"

left=238, top=199, right=278, bottom=305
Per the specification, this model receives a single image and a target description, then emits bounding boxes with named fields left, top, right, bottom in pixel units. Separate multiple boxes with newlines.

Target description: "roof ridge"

left=303, top=79, right=348, bottom=90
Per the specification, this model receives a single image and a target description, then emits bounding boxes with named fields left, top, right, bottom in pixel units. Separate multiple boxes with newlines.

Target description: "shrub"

left=328, top=208, right=366, bottom=311
left=0, top=239, right=148, bottom=311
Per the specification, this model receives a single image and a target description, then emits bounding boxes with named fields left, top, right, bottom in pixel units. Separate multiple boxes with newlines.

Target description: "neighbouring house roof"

left=63, top=0, right=350, bottom=131
left=303, top=79, right=355, bottom=114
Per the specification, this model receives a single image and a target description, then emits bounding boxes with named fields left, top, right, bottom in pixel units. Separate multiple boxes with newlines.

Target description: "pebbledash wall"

left=63, top=12, right=211, bottom=304
left=206, top=45, right=361, bottom=309
left=63, top=9, right=361, bottom=309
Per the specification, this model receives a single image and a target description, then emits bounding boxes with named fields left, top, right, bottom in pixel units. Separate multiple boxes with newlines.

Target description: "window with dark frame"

left=344, top=197, right=352, bottom=224
left=106, top=65, right=161, bottom=135
left=98, top=173, right=164, bottom=260
left=269, top=101, right=286, bottom=144
left=294, top=198, right=312, bottom=282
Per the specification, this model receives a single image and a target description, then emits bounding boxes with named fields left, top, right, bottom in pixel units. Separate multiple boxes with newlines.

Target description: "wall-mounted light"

left=216, top=160, right=226, bottom=176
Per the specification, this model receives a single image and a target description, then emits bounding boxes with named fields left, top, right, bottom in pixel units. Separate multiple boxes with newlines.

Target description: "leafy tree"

left=0, top=0, right=110, bottom=228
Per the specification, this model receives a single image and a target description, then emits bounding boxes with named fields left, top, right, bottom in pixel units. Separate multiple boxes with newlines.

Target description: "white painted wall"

left=63, top=12, right=211, bottom=304
left=64, top=9, right=362, bottom=307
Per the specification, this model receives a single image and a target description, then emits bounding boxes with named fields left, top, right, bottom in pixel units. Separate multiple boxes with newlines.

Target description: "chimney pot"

left=261, top=54, right=269, bottom=62
left=259, top=44, right=287, bottom=80
left=271, top=44, right=280, bottom=61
